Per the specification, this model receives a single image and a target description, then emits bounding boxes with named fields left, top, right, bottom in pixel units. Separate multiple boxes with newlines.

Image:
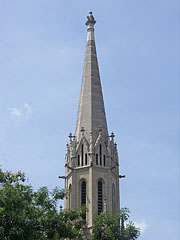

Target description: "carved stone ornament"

left=85, top=11, right=96, bottom=26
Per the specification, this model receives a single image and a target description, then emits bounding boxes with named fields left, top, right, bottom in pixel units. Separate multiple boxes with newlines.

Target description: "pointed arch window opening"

left=96, top=154, right=98, bottom=165
left=99, top=144, right=102, bottom=166
left=78, top=155, right=80, bottom=166
left=81, top=144, right=84, bottom=166
left=81, top=181, right=86, bottom=220
left=98, top=181, right=103, bottom=215
left=81, top=181, right=86, bottom=206
left=103, top=155, right=106, bottom=166
left=85, top=153, right=88, bottom=165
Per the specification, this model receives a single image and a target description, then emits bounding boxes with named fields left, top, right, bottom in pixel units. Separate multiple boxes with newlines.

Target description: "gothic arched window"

left=81, top=180, right=86, bottom=220
left=96, top=154, right=98, bottom=165
left=81, top=181, right=86, bottom=206
left=98, top=181, right=103, bottom=214
left=85, top=153, right=87, bottom=165
left=78, top=155, right=80, bottom=166
left=81, top=145, right=84, bottom=166
left=99, top=144, right=102, bottom=165
left=103, top=155, right=106, bottom=166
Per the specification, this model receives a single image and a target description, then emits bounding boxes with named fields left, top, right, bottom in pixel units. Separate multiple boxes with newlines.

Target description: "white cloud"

left=9, top=104, right=32, bottom=119
left=134, top=221, right=148, bottom=234
left=10, top=107, right=22, bottom=118
left=23, top=103, right=32, bottom=117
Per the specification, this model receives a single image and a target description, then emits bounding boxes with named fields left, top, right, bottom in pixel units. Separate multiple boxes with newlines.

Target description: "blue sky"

left=0, top=0, right=179, bottom=239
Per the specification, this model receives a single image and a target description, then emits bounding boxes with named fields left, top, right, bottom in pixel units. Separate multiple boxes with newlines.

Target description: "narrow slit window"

left=78, top=155, right=80, bottom=166
left=81, top=181, right=86, bottom=205
left=103, top=155, right=106, bottom=166
left=96, top=154, right=98, bottom=165
left=98, top=181, right=103, bottom=214
left=85, top=153, right=87, bottom=165
left=81, top=145, right=84, bottom=166
left=81, top=181, right=86, bottom=220
left=99, top=144, right=102, bottom=165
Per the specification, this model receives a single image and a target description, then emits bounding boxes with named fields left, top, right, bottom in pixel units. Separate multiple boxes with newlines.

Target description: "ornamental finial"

left=85, top=11, right=96, bottom=29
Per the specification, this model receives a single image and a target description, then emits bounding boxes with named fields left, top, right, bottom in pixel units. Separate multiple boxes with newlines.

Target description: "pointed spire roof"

left=75, top=12, right=108, bottom=143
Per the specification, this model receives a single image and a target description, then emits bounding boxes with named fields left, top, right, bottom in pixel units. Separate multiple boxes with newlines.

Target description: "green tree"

left=0, top=168, right=87, bottom=240
left=0, top=167, right=140, bottom=240
left=92, top=208, right=140, bottom=240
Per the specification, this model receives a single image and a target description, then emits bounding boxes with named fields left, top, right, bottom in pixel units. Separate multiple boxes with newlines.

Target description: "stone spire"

left=64, top=13, right=120, bottom=226
left=75, top=11, right=108, bottom=144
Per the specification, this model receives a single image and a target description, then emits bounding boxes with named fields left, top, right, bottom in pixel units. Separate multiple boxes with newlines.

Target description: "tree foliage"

left=0, top=168, right=140, bottom=240
left=92, top=208, right=140, bottom=240
left=0, top=168, right=87, bottom=240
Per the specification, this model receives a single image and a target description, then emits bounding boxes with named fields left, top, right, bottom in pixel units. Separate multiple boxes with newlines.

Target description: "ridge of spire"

left=75, top=12, right=108, bottom=144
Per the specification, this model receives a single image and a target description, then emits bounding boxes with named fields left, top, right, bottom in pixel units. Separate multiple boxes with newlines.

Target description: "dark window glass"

left=85, top=153, right=87, bottom=165
left=100, top=145, right=102, bottom=165
left=81, top=145, right=84, bottom=166
left=96, top=154, right=98, bottom=165
left=103, top=155, right=106, bottom=166
left=78, top=155, right=80, bottom=166
left=98, top=181, right=103, bottom=214
left=81, top=181, right=86, bottom=220
left=81, top=181, right=86, bottom=205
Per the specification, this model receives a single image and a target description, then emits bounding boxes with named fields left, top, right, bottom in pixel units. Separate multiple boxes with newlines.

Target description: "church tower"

left=64, top=12, right=120, bottom=229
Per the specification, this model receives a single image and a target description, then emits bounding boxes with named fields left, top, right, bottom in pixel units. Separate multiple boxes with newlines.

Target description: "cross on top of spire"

left=85, top=11, right=96, bottom=29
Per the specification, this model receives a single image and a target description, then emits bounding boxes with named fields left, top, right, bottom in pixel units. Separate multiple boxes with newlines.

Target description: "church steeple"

left=75, top=11, right=108, bottom=144
left=64, top=12, right=120, bottom=230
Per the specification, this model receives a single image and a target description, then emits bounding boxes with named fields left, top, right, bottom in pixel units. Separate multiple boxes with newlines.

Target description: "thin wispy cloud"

left=134, top=221, right=148, bottom=234
left=9, top=104, right=32, bottom=119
